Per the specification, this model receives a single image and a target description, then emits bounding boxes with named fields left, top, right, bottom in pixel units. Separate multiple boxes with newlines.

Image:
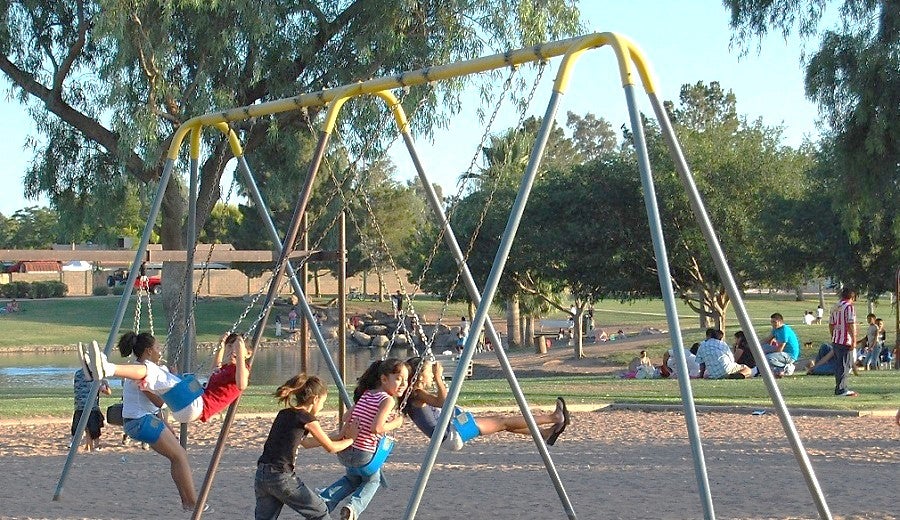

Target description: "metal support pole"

left=624, top=84, right=715, bottom=520
left=54, top=159, right=177, bottom=500
left=338, top=211, right=348, bottom=420
left=648, top=93, right=833, bottom=520
left=234, top=155, right=351, bottom=406
left=181, top=154, right=199, bottom=448
left=403, top=91, right=576, bottom=520
left=300, top=213, right=309, bottom=373
left=192, top=133, right=333, bottom=519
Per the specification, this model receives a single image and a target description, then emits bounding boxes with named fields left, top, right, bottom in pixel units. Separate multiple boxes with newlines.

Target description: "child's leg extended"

left=84, top=341, right=180, bottom=392
left=344, top=470, right=381, bottom=517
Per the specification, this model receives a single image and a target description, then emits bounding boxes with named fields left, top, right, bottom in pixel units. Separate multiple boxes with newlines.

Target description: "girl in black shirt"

left=255, top=375, right=353, bottom=520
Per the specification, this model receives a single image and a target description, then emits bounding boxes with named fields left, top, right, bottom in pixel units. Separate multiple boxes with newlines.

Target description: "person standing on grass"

left=829, top=287, right=858, bottom=397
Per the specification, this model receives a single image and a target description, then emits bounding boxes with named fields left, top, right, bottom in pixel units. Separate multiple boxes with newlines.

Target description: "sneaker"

left=784, top=363, right=796, bottom=376
left=183, top=503, right=211, bottom=513
left=839, top=390, right=859, bottom=397
left=340, top=506, right=355, bottom=520
left=86, top=340, right=109, bottom=380
left=77, top=342, right=94, bottom=381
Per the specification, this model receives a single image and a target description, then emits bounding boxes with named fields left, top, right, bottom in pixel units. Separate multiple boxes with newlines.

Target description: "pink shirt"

left=351, top=390, right=392, bottom=453
left=829, top=299, right=856, bottom=346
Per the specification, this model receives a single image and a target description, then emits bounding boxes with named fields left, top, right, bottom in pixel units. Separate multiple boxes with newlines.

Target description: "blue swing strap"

left=451, top=407, right=480, bottom=443
left=347, top=435, right=395, bottom=477
left=160, top=374, right=204, bottom=412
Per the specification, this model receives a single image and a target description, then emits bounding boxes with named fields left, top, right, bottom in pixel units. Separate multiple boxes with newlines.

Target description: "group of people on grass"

left=76, top=331, right=570, bottom=519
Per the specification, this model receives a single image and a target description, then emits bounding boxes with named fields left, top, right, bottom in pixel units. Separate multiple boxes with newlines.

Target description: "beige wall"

left=2, top=269, right=413, bottom=298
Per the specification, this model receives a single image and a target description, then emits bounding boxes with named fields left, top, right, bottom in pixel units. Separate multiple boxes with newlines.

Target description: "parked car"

left=106, top=268, right=161, bottom=294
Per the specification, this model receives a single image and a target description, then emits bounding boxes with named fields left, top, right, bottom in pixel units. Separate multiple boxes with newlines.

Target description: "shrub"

left=92, top=285, right=110, bottom=296
left=0, top=281, right=31, bottom=298
left=111, top=285, right=126, bottom=296
left=31, top=280, right=68, bottom=298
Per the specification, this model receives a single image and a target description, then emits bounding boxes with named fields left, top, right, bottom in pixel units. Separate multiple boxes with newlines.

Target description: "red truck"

left=107, top=269, right=162, bottom=294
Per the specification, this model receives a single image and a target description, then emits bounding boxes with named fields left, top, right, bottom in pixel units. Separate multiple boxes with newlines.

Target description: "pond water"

left=0, top=344, right=408, bottom=390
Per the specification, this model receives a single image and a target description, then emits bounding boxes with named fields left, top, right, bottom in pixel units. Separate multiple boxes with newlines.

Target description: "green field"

left=0, top=294, right=896, bottom=419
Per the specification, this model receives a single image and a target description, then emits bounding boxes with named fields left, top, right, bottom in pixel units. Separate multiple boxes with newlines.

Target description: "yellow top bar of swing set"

left=166, top=32, right=658, bottom=160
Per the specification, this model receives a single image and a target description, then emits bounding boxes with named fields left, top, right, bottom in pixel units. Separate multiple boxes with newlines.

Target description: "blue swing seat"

left=160, top=374, right=203, bottom=412
left=451, top=408, right=480, bottom=442
left=123, top=414, right=166, bottom=444
left=347, top=436, right=395, bottom=477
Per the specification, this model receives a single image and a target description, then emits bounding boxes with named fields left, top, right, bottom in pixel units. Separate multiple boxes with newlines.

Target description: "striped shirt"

left=351, top=390, right=392, bottom=453
left=830, top=299, right=856, bottom=346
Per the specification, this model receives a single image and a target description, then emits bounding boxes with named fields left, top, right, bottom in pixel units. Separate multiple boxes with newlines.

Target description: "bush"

left=92, top=285, right=110, bottom=296
left=111, top=285, right=126, bottom=296
left=31, top=281, right=68, bottom=298
left=0, top=281, right=31, bottom=298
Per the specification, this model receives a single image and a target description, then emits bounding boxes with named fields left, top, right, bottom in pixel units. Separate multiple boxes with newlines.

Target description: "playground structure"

left=56, top=32, right=840, bottom=520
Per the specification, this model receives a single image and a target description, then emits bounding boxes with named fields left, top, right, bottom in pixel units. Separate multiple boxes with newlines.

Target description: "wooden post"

left=300, top=214, right=309, bottom=374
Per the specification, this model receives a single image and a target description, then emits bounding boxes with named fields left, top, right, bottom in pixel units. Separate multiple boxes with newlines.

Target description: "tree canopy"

left=726, top=0, right=900, bottom=296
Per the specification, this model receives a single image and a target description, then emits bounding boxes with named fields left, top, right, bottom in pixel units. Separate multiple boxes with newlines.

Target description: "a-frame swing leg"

left=647, top=92, right=834, bottom=520
left=388, top=104, right=577, bottom=519
left=621, top=84, right=716, bottom=520
left=191, top=126, right=340, bottom=520
left=53, top=157, right=177, bottom=501
left=234, top=152, right=353, bottom=406
left=402, top=89, right=576, bottom=520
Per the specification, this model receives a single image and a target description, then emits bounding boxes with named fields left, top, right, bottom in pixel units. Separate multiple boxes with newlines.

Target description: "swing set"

left=55, top=32, right=838, bottom=520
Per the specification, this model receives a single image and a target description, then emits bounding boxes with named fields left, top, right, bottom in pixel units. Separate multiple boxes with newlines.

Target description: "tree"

left=1, top=1, right=579, bottom=247
left=726, top=0, right=900, bottom=296
left=1, top=206, right=60, bottom=248
left=521, top=153, right=657, bottom=357
left=646, top=81, right=814, bottom=329
left=566, top=111, right=617, bottom=162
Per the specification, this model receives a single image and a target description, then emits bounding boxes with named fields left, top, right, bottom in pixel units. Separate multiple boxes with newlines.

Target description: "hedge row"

left=0, top=280, right=69, bottom=298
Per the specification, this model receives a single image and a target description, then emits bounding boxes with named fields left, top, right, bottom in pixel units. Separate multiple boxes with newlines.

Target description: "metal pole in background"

left=338, top=211, right=348, bottom=420
left=300, top=213, right=309, bottom=373
left=648, top=93, right=833, bottom=520
left=623, top=84, right=715, bottom=520
left=403, top=90, right=576, bottom=520
left=180, top=145, right=199, bottom=449
left=54, top=158, right=177, bottom=500
left=234, top=155, right=352, bottom=406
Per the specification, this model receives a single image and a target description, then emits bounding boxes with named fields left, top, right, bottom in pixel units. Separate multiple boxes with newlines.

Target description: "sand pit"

left=0, top=407, right=897, bottom=520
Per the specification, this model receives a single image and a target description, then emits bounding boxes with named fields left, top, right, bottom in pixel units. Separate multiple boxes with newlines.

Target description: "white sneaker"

left=784, top=363, right=796, bottom=376
left=86, top=340, right=109, bottom=380
left=839, top=390, right=859, bottom=397
left=77, top=342, right=94, bottom=381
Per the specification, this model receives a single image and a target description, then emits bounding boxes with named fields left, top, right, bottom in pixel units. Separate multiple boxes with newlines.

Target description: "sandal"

left=546, top=397, right=569, bottom=446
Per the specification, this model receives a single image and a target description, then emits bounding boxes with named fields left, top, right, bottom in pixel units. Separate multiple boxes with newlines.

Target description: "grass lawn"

left=2, top=370, right=896, bottom=420
left=1, top=293, right=896, bottom=419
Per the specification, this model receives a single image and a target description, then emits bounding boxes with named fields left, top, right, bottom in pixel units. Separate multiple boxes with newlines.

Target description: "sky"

left=0, top=1, right=828, bottom=216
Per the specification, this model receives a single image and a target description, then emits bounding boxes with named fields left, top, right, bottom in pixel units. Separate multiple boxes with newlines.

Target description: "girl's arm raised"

left=233, top=337, right=250, bottom=390
left=212, top=334, right=228, bottom=371
left=300, top=420, right=353, bottom=453
left=372, top=396, right=403, bottom=434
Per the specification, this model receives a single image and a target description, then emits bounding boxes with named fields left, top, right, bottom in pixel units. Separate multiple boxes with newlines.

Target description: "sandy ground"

left=1, top=339, right=897, bottom=520
left=0, top=406, right=897, bottom=520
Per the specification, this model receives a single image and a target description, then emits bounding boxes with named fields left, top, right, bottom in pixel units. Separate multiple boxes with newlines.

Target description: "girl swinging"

left=79, top=331, right=250, bottom=423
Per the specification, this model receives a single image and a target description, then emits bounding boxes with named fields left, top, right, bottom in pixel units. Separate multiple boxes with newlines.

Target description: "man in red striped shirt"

left=829, top=287, right=858, bottom=397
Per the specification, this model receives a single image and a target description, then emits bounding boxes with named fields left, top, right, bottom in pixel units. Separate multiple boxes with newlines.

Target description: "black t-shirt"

left=257, top=408, right=314, bottom=472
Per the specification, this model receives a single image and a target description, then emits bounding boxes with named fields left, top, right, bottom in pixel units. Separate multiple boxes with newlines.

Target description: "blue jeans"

left=254, top=464, right=329, bottom=520
left=319, top=447, right=381, bottom=516
left=865, top=344, right=883, bottom=369
left=832, top=343, right=852, bottom=394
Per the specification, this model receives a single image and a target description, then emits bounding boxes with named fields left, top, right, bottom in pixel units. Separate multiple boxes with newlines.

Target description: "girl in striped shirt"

left=319, top=359, right=409, bottom=520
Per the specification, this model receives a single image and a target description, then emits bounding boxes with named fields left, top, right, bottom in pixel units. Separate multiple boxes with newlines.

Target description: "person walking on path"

left=829, top=287, right=858, bottom=397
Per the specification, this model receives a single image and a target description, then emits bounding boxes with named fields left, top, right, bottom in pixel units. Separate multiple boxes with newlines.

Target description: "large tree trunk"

left=524, top=316, right=535, bottom=351
left=506, top=294, right=521, bottom=348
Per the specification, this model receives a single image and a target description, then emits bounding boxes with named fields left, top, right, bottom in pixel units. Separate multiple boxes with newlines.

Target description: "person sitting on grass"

left=695, top=329, right=752, bottom=379
left=403, top=357, right=569, bottom=449
left=761, top=313, right=800, bottom=377
left=805, top=344, right=837, bottom=375
left=78, top=331, right=250, bottom=423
